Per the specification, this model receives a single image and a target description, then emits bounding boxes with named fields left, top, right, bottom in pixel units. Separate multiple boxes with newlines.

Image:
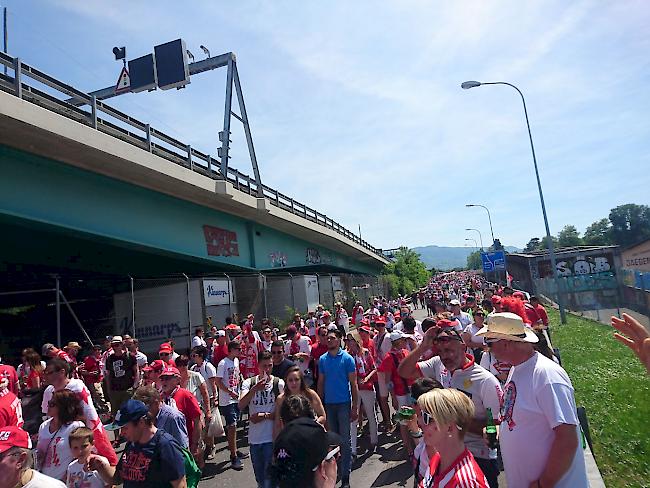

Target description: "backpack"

left=180, top=446, right=202, bottom=488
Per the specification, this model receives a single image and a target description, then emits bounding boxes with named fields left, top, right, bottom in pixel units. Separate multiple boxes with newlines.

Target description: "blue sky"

left=3, top=1, right=649, bottom=250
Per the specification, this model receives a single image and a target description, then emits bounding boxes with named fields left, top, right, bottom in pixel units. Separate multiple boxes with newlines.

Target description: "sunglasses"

left=485, top=338, right=502, bottom=345
left=159, top=352, right=170, bottom=356
left=421, top=410, right=462, bottom=431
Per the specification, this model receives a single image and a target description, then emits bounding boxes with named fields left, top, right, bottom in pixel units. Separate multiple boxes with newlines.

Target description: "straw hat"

left=475, top=312, right=538, bottom=343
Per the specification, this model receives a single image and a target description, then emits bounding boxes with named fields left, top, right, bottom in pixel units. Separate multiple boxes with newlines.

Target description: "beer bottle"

left=486, top=407, right=498, bottom=460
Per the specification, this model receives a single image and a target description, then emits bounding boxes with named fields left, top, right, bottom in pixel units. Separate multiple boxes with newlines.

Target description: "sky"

left=3, top=0, right=649, bottom=250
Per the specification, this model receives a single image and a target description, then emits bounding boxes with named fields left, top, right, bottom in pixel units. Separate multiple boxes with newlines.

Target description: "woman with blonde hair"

left=417, top=388, right=489, bottom=488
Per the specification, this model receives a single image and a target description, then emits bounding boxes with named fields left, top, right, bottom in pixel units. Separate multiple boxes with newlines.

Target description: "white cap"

left=449, top=299, right=461, bottom=306
left=111, top=336, right=123, bottom=343
left=389, top=331, right=405, bottom=342
left=216, top=330, right=226, bottom=337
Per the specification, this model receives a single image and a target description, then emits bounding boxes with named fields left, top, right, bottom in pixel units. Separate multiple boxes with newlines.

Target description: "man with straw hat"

left=476, top=312, right=588, bottom=488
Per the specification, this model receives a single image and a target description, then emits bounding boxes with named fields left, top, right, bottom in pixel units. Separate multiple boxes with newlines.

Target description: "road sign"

left=128, top=53, right=157, bottom=93
left=114, top=66, right=130, bottom=94
left=154, top=39, right=190, bottom=90
left=481, top=251, right=506, bottom=272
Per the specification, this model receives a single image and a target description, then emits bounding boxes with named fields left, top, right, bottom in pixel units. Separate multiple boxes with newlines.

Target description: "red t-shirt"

left=81, top=355, right=103, bottom=385
left=164, top=387, right=201, bottom=445
left=535, top=304, right=549, bottom=327
left=0, top=365, right=18, bottom=395
left=362, top=338, right=376, bottom=361
left=378, top=349, right=412, bottom=396
left=55, top=350, right=74, bottom=364
left=0, top=389, right=23, bottom=428
left=212, top=344, right=228, bottom=367
left=354, top=351, right=376, bottom=391
left=419, top=448, right=489, bottom=488
left=26, top=369, right=43, bottom=390
left=310, top=343, right=328, bottom=380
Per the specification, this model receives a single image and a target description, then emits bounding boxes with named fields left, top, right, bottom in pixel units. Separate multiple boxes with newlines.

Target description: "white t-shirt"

left=185, top=370, right=206, bottom=407
left=216, top=357, right=240, bottom=407
left=284, top=336, right=312, bottom=374
left=37, top=420, right=85, bottom=481
left=417, top=356, right=502, bottom=459
left=133, top=351, right=148, bottom=368
left=191, top=336, right=207, bottom=348
left=479, top=351, right=512, bottom=384
left=240, top=375, right=284, bottom=445
left=394, top=319, right=424, bottom=337
left=500, top=352, right=588, bottom=488
left=414, top=439, right=429, bottom=481
left=452, top=312, right=472, bottom=328
left=193, top=361, right=217, bottom=397
left=25, top=470, right=66, bottom=488
left=66, top=457, right=108, bottom=488
left=373, top=332, right=392, bottom=366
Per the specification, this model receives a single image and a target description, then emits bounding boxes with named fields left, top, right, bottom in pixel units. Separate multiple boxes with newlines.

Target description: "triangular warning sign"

left=115, top=66, right=131, bottom=94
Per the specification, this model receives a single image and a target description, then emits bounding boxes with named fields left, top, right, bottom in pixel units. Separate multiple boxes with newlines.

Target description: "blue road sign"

left=481, top=251, right=506, bottom=272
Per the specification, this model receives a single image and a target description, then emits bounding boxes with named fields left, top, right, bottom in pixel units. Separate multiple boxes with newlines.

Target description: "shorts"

left=219, top=403, right=240, bottom=427
left=396, top=395, right=412, bottom=408
left=108, top=389, right=133, bottom=416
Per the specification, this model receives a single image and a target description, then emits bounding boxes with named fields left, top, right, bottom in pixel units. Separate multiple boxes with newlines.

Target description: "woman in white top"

left=37, top=389, right=85, bottom=481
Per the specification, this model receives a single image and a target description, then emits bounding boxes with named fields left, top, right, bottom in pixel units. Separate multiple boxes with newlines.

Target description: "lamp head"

left=461, top=81, right=482, bottom=90
left=466, top=204, right=475, bottom=207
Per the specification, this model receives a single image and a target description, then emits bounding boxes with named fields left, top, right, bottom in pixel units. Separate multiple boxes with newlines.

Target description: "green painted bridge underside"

left=0, top=145, right=380, bottom=276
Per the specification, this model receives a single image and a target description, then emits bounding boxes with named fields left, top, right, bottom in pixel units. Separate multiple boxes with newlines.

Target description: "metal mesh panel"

left=231, top=274, right=266, bottom=323
left=265, top=274, right=296, bottom=325
left=317, top=275, right=334, bottom=310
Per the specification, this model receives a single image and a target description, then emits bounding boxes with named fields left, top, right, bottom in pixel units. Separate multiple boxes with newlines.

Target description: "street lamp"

left=466, top=204, right=495, bottom=246
left=465, top=238, right=479, bottom=251
left=465, top=228, right=484, bottom=250
left=461, top=80, right=567, bottom=323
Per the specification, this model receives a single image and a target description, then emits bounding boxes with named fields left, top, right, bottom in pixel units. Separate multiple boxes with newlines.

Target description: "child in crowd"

left=66, top=426, right=109, bottom=488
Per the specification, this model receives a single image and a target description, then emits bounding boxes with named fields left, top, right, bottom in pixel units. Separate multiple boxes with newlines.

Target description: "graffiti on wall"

left=203, top=225, right=239, bottom=257
left=306, top=248, right=333, bottom=265
left=269, top=251, right=288, bottom=268
left=539, top=271, right=618, bottom=293
left=538, top=254, right=613, bottom=278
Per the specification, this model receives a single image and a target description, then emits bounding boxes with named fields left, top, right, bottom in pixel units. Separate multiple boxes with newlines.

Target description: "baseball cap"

left=373, top=317, right=387, bottom=326
left=66, top=341, right=81, bottom=349
left=512, top=291, right=525, bottom=299
left=326, top=324, right=338, bottom=332
left=270, top=417, right=341, bottom=486
left=41, top=343, right=55, bottom=355
left=216, top=330, right=226, bottom=337
left=159, top=343, right=172, bottom=354
left=225, top=324, right=240, bottom=330
left=105, top=399, right=149, bottom=430
left=0, top=426, right=31, bottom=454
left=111, top=336, right=123, bottom=344
left=322, top=311, right=331, bottom=318
left=160, top=366, right=181, bottom=378
left=149, top=360, right=165, bottom=373
left=449, top=299, right=461, bottom=306
left=476, top=312, right=539, bottom=343
left=358, top=325, right=372, bottom=334
left=389, top=331, right=405, bottom=342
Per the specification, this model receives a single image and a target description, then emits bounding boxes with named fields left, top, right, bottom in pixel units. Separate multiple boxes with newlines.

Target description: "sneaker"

left=236, top=450, right=249, bottom=459
left=230, top=456, right=243, bottom=470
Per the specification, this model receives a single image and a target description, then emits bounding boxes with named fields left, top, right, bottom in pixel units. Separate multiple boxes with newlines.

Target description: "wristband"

left=409, top=429, right=423, bottom=438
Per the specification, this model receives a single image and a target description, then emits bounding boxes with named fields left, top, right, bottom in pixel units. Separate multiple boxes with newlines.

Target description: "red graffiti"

left=203, top=225, right=239, bottom=257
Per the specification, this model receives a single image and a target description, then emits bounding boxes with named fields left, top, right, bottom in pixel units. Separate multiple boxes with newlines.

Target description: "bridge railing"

left=0, top=52, right=384, bottom=258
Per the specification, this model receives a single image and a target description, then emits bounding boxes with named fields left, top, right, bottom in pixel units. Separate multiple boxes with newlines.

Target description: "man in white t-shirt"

left=216, top=341, right=246, bottom=470
left=283, top=325, right=312, bottom=375
left=476, top=312, right=589, bottom=488
left=239, top=350, right=284, bottom=488
left=449, top=299, right=472, bottom=329
left=398, top=322, right=502, bottom=487
left=191, top=327, right=207, bottom=348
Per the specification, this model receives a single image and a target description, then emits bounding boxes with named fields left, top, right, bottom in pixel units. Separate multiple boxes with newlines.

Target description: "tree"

left=557, top=225, right=582, bottom=248
left=382, top=247, right=430, bottom=297
left=609, top=204, right=650, bottom=247
left=583, top=218, right=612, bottom=245
left=524, top=238, right=541, bottom=252
left=466, top=251, right=482, bottom=270
left=539, top=235, right=559, bottom=251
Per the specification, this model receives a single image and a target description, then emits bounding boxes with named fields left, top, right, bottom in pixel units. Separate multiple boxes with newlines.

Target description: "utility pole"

left=3, top=7, right=8, bottom=76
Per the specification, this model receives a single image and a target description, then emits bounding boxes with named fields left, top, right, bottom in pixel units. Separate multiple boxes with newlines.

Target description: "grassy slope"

left=549, top=309, right=650, bottom=488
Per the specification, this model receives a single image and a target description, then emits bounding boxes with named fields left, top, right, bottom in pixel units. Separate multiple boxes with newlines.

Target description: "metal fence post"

left=91, top=95, right=98, bottom=129
left=13, top=57, right=21, bottom=98
left=145, top=124, right=152, bottom=152
left=129, top=275, right=136, bottom=338
left=288, top=273, right=295, bottom=311
left=55, top=276, right=61, bottom=347
left=224, top=273, right=233, bottom=319
left=183, top=273, right=192, bottom=347
left=261, top=273, right=268, bottom=318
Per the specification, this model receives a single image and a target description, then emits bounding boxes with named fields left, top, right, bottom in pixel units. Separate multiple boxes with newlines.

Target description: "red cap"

left=513, top=291, right=525, bottom=299
left=225, top=324, right=240, bottom=330
left=142, top=365, right=153, bottom=372
left=436, top=319, right=456, bottom=329
left=149, top=359, right=165, bottom=373
left=160, top=366, right=181, bottom=378
left=322, top=311, right=331, bottom=318
left=491, top=295, right=502, bottom=304
left=159, top=343, right=173, bottom=354
left=0, top=426, right=31, bottom=454
left=373, top=317, right=387, bottom=325
left=359, top=325, right=372, bottom=334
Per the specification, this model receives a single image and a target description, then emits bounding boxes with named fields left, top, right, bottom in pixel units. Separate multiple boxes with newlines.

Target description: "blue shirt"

left=118, top=429, right=185, bottom=487
left=157, top=403, right=189, bottom=448
left=318, top=348, right=356, bottom=404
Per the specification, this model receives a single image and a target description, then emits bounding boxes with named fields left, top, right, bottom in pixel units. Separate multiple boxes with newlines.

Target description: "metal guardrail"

left=0, top=52, right=384, bottom=257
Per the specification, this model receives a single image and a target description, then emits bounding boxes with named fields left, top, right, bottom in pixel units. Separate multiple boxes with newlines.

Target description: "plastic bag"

left=207, top=407, right=224, bottom=438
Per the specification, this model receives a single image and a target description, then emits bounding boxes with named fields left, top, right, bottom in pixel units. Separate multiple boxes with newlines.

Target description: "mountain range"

left=413, top=245, right=521, bottom=270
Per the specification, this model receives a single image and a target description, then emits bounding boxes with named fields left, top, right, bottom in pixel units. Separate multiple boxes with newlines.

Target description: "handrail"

left=0, top=52, right=384, bottom=257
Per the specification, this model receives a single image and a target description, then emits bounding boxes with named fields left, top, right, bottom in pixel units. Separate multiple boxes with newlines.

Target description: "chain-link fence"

left=0, top=271, right=388, bottom=360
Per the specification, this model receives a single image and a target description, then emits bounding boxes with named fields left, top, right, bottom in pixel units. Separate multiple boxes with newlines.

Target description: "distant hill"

left=413, top=245, right=521, bottom=270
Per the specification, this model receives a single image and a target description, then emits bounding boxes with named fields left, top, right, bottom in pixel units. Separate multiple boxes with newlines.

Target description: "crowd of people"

left=4, top=269, right=647, bottom=487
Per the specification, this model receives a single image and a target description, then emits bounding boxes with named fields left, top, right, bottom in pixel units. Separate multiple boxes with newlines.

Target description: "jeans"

left=325, top=402, right=352, bottom=479
left=250, top=442, right=274, bottom=488
left=350, top=389, right=378, bottom=454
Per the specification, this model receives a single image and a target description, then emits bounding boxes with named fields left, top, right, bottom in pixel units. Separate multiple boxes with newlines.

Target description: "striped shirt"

left=419, top=448, right=489, bottom=488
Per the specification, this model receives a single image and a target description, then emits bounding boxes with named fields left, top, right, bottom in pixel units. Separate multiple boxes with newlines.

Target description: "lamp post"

left=465, top=238, right=479, bottom=251
left=465, top=228, right=484, bottom=250
left=461, top=80, right=566, bottom=323
left=466, top=204, right=495, bottom=247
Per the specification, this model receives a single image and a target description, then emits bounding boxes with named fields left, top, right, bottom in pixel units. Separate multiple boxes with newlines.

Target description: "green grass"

left=549, top=309, right=650, bottom=488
